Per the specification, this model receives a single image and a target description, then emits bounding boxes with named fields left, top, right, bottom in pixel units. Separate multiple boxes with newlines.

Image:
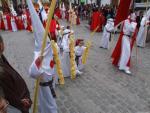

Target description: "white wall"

left=101, top=0, right=111, bottom=5
left=87, top=0, right=96, bottom=4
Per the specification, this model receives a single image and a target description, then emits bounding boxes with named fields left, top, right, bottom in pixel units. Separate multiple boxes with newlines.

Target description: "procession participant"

left=90, top=7, right=104, bottom=32
left=71, top=9, right=77, bottom=25
left=61, top=26, right=82, bottom=77
left=68, top=8, right=73, bottom=23
left=56, top=26, right=65, bottom=50
left=111, top=13, right=138, bottom=75
left=27, top=0, right=58, bottom=112
left=2, top=13, right=9, bottom=30
left=25, top=9, right=32, bottom=26
left=136, top=14, right=150, bottom=47
left=100, top=17, right=114, bottom=49
left=54, top=7, right=62, bottom=19
left=49, top=16, right=57, bottom=42
left=29, top=47, right=58, bottom=113
left=10, top=12, right=18, bottom=32
left=0, top=12, right=5, bottom=30
left=22, top=9, right=32, bottom=32
left=61, top=3, right=66, bottom=19
left=75, top=39, right=86, bottom=70
left=75, top=9, right=80, bottom=25
left=22, top=10, right=28, bottom=30
left=61, top=26, right=72, bottom=77
left=38, top=0, right=47, bottom=28
left=16, top=16, right=24, bottom=30
left=0, top=35, right=32, bottom=113
left=6, top=13, right=12, bottom=31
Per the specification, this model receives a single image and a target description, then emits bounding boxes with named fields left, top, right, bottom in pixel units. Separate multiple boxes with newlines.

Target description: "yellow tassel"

left=82, top=41, right=91, bottom=64
left=82, top=26, right=98, bottom=65
left=51, top=40, right=65, bottom=85
left=69, top=35, right=76, bottom=79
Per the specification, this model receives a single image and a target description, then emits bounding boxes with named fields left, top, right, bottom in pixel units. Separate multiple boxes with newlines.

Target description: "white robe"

left=29, top=45, right=58, bottom=113
left=136, top=16, right=148, bottom=47
left=61, top=6, right=66, bottom=19
left=75, top=46, right=86, bottom=70
left=119, top=19, right=137, bottom=71
left=56, top=30, right=63, bottom=49
left=101, top=19, right=114, bottom=49
left=11, top=17, right=18, bottom=32
left=61, top=29, right=71, bottom=77
left=3, top=15, right=8, bottom=30
left=22, top=14, right=28, bottom=29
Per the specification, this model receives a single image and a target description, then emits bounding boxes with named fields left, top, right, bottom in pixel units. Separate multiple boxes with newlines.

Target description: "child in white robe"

left=100, top=18, right=114, bottom=49
left=75, top=39, right=86, bottom=71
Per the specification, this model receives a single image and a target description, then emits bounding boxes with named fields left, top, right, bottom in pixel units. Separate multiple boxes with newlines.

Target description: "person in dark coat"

left=0, top=35, right=32, bottom=113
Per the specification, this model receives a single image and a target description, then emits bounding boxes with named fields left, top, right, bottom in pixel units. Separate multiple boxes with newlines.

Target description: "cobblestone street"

left=1, top=20, right=150, bottom=113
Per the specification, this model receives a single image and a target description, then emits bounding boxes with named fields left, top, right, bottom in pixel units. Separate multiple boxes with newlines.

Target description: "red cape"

left=76, top=16, right=80, bottom=25
left=6, top=14, right=12, bottom=31
left=55, top=8, right=62, bottom=19
left=90, top=11, right=103, bottom=32
left=115, top=0, right=132, bottom=26
left=49, top=19, right=56, bottom=33
left=65, top=11, right=69, bottom=21
left=49, top=19, right=57, bottom=41
left=25, top=10, right=32, bottom=25
left=23, top=12, right=32, bottom=32
left=16, top=17, right=24, bottom=30
left=111, top=24, right=138, bottom=67
left=0, top=19, right=5, bottom=30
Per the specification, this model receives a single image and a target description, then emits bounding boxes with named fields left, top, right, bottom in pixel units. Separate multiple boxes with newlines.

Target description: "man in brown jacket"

left=0, top=35, right=32, bottom=113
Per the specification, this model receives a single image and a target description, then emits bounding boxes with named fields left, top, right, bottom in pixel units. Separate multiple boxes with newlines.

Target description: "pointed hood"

left=62, top=3, right=66, bottom=10
left=38, top=0, right=47, bottom=21
left=27, top=0, right=54, bottom=75
left=69, top=2, right=72, bottom=10
left=26, top=0, right=49, bottom=52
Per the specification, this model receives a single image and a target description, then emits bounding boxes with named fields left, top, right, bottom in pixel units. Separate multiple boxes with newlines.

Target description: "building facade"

left=134, top=0, right=150, bottom=9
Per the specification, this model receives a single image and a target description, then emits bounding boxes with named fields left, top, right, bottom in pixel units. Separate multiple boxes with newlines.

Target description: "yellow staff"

left=51, top=40, right=65, bottom=84
left=32, top=0, right=57, bottom=113
left=82, top=26, right=99, bottom=64
left=69, top=34, right=76, bottom=79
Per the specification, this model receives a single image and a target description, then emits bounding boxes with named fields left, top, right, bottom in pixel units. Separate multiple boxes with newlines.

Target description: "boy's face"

left=79, top=41, right=84, bottom=46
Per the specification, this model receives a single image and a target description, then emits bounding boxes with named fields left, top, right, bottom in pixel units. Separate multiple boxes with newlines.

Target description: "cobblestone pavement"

left=1, top=20, right=150, bottom=113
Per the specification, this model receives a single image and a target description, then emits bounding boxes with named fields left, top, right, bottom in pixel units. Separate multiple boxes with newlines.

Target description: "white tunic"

left=61, top=4, right=66, bottom=19
left=136, top=16, right=149, bottom=47
left=119, top=19, right=137, bottom=71
left=101, top=18, right=114, bottom=49
left=11, top=16, right=18, bottom=32
left=75, top=46, right=86, bottom=70
left=2, top=15, right=8, bottom=30
left=61, top=29, right=71, bottom=77
left=29, top=45, right=58, bottom=113
left=22, top=14, right=28, bottom=29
